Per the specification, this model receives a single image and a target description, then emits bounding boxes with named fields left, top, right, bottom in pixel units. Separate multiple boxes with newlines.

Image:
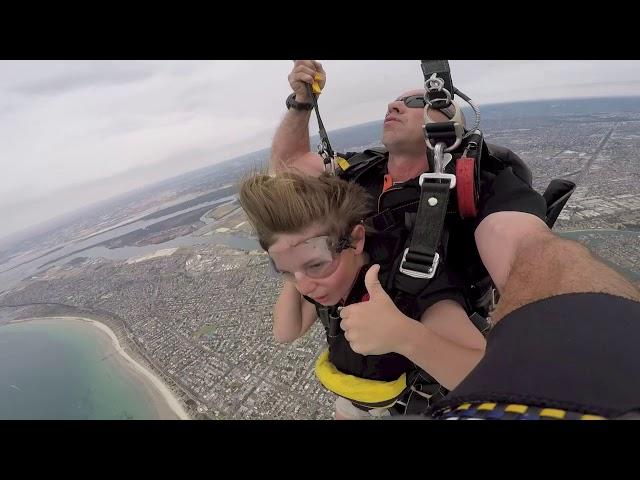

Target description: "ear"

left=350, top=223, right=366, bottom=255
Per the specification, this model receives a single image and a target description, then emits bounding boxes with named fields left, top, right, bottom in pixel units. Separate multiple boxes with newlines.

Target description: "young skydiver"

left=239, top=171, right=485, bottom=419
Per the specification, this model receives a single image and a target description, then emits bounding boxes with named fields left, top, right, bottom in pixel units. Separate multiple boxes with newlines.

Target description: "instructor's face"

left=382, top=89, right=449, bottom=150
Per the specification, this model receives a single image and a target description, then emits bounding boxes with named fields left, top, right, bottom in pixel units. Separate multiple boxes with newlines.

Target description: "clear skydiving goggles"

left=267, top=234, right=353, bottom=282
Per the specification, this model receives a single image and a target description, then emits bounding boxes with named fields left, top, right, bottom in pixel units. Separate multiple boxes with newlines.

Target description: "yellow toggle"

left=336, top=157, right=350, bottom=171
left=312, top=73, right=323, bottom=95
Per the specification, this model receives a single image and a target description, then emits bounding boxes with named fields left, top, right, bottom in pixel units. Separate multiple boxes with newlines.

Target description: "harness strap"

left=309, top=300, right=341, bottom=339
left=399, top=180, right=451, bottom=279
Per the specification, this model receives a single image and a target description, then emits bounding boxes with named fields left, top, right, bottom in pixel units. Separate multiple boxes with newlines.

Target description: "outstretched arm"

left=474, top=210, right=549, bottom=293
left=476, top=211, right=640, bottom=323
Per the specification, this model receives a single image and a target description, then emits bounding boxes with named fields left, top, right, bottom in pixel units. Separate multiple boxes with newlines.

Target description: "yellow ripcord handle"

left=312, top=72, right=323, bottom=95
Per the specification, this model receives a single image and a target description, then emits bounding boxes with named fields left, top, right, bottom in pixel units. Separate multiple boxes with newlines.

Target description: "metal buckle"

left=399, top=249, right=440, bottom=279
left=426, top=73, right=445, bottom=91
left=318, top=143, right=335, bottom=173
left=425, top=90, right=452, bottom=109
left=327, top=310, right=341, bottom=338
left=423, top=123, right=464, bottom=152
left=424, top=73, right=452, bottom=109
left=419, top=173, right=456, bottom=189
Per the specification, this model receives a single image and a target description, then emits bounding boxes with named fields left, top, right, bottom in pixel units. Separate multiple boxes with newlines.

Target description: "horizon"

left=3, top=92, right=640, bottom=246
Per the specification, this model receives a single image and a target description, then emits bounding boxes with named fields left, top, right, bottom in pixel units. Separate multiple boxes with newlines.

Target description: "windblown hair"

left=238, top=171, right=372, bottom=250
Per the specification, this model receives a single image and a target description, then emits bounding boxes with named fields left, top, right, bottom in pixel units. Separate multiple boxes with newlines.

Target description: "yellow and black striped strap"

left=436, top=402, right=606, bottom=420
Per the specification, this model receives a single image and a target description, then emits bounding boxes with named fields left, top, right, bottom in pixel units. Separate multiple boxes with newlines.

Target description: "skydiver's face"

left=267, top=223, right=366, bottom=306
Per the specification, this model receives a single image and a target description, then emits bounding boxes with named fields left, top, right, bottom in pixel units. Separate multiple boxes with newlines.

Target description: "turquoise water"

left=0, top=319, right=164, bottom=420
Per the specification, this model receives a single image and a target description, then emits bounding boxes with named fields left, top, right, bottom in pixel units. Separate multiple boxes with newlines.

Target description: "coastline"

left=9, top=316, right=191, bottom=420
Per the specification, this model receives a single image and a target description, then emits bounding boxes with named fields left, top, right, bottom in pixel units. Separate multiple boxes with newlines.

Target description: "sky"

left=2, top=60, right=640, bottom=240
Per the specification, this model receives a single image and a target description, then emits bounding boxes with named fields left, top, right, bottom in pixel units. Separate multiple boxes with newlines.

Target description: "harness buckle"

left=423, top=122, right=464, bottom=152
left=399, top=249, right=440, bottom=279
left=424, top=73, right=452, bottom=109
left=317, top=142, right=335, bottom=173
left=328, top=311, right=341, bottom=338
left=426, top=73, right=444, bottom=91
left=419, top=172, right=457, bottom=189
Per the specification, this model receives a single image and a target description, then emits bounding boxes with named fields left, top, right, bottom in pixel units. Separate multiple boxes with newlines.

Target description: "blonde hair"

left=238, top=171, right=372, bottom=250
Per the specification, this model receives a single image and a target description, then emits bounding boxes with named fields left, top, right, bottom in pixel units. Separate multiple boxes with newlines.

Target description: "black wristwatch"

left=286, top=93, right=313, bottom=111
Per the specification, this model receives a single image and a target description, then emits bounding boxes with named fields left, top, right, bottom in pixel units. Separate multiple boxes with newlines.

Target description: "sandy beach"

left=12, top=316, right=190, bottom=420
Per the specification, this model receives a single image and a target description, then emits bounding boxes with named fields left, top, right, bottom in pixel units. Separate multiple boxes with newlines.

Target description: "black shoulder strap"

left=303, top=295, right=341, bottom=339
left=398, top=180, right=451, bottom=280
left=363, top=146, right=388, bottom=156
left=335, top=147, right=388, bottom=182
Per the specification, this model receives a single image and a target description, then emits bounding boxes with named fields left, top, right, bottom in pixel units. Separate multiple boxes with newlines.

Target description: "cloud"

left=1, top=60, right=640, bottom=240
left=9, top=62, right=156, bottom=96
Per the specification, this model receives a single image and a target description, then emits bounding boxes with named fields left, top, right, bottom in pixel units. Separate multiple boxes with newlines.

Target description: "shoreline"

left=8, top=316, right=191, bottom=420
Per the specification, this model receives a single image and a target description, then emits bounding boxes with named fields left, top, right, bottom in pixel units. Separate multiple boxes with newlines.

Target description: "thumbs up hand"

left=339, top=264, right=414, bottom=356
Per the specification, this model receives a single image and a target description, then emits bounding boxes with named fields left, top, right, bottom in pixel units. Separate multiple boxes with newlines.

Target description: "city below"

left=1, top=97, right=639, bottom=419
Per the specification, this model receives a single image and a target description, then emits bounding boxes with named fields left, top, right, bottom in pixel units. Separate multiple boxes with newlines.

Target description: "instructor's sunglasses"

left=396, top=95, right=427, bottom=108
